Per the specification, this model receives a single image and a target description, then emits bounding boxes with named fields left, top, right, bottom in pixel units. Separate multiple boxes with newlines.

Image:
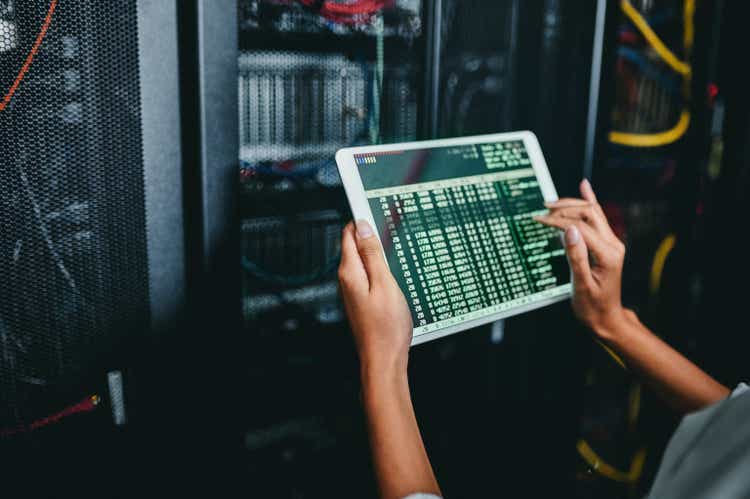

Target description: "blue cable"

left=617, top=46, right=680, bottom=94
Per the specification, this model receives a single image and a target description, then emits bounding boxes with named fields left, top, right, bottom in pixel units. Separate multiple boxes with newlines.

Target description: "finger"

left=580, top=178, right=598, bottom=203
left=354, top=219, right=389, bottom=289
left=546, top=201, right=620, bottom=245
left=564, top=225, right=595, bottom=291
left=544, top=205, right=609, bottom=233
left=534, top=214, right=609, bottom=262
left=338, top=222, right=369, bottom=294
left=545, top=198, right=590, bottom=209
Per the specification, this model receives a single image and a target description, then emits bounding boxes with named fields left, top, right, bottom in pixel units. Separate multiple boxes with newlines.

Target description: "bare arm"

left=536, top=180, right=729, bottom=413
left=361, top=366, right=439, bottom=499
left=595, top=307, right=728, bottom=412
left=338, top=221, right=441, bottom=499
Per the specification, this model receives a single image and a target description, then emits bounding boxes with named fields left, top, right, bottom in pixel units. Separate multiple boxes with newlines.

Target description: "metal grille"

left=237, top=4, right=421, bottom=333
left=0, top=1, right=149, bottom=426
left=239, top=51, right=417, bottom=164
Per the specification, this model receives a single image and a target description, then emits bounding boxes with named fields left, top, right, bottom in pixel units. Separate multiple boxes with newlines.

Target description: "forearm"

left=361, top=365, right=441, bottom=499
left=597, top=309, right=729, bottom=413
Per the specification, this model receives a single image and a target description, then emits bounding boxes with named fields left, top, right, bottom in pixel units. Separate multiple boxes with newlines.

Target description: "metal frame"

left=423, top=0, right=442, bottom=139
left=136, top=0, right=187, bottom=335
left=583, top=0, right=608, bottom=181
left=178, top=0, right=240, bottom=331
left=196, top=0, right=240, bottom=276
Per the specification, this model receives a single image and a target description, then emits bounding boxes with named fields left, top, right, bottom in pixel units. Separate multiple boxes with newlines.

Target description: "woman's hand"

left=534, top=179, right=628, bottom=339
left=338, top=220, right=413, bottom=375
left=536, top=180, right=730, bottom=412
left=339, top=221, right=442, bottom=499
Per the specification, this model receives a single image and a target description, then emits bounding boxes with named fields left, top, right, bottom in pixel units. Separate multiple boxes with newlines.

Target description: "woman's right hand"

left=338, top=220, right=413, bottom=376
left=534, top=179, right=630, bottom=339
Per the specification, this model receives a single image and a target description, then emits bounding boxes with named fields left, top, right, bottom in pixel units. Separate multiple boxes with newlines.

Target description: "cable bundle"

left=609, top=0, right=694, bottom=147
left=265, top=0, right=393, bottom=25
left=297, top=0, right=393, bottom=25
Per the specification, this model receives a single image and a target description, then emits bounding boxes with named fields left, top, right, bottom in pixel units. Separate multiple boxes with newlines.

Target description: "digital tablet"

left=336, top=131, right=572, bottom=345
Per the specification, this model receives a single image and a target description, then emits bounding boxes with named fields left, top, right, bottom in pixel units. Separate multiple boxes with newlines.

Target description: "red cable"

left=0, top=395, right=99, bottom=438
left=296, top=0, right=392, bottom=25
left=320, top=0, right=390, bottom=15
left=0, top=0, right=58, bottom=112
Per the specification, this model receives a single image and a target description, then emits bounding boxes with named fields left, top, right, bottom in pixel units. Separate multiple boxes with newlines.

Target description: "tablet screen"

left=354, top=138, right=571, bottom=339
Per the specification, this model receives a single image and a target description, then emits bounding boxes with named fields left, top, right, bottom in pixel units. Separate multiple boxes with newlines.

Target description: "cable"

left=683, top=0, right=695, bottom=56
left=616, top=46, right=680, bottom=94
left=0, top=0, right=58, bottom=112
left=16, top=155, right=97, bottom=327
left=649, top=234, right=676, bottom=296
left=577, top=439, right=647, bottom=484
left=597, top=339, right=627, bottom=369
left=628, top=382, right=642, bottom=428
left=0, top=395, right=100, bottom=438
left=610, top=0, right=695, bottom=147
left=18, top=162, right=78, bottom=295
left=242, top=255, right=340, bottom=287
left=609, top=109, right=690, bottom=147
left=296, top=0, right=392, bottom=26
left=620, top=0, right=690, bottom=77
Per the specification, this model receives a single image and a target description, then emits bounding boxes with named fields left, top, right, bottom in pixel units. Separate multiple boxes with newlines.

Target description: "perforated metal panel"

left=0, top=0, right=149, bottom=427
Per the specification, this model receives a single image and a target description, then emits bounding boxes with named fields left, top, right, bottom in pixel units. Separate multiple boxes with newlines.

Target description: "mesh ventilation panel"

left=0, top=0, right=149, bottom=428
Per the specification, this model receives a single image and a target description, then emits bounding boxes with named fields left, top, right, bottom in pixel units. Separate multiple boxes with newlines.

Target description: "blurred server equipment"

left=239, top=0, right=422, bottom=37
left=237, top=1, right=421, bottom=339
left=0, top=0, right=185, bottom=495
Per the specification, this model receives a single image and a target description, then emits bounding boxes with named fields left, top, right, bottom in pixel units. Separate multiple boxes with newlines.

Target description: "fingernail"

left=582, top=178, right=592, bottom=190
left=565, top=225, right=580, bottom=245
left=355, top=219, right=374, bottom=239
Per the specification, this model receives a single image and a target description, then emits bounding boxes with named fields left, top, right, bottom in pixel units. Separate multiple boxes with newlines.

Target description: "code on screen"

left=357, top=139, right=571, bottom=337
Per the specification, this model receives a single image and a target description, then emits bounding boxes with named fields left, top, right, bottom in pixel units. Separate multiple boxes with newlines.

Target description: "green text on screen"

left=356, top=140, right=571, bottom=337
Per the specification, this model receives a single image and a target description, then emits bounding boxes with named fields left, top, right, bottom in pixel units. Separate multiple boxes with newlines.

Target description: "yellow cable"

left=611, top=1, right=695, bottom=147
left=609, top=110, right=690, bottom=147
left=577, top=440, right=648, bottom=484
left=597, top=339, right=627, bottom=370
left=683, top=0, right=695, bottom=55
left=649, top=234, right=676, bottom=296
left=629, top=446, right=648, bottom=483
left=628, top=382, right=642, bottom=427
left=620, top=0, right=691, bottom=76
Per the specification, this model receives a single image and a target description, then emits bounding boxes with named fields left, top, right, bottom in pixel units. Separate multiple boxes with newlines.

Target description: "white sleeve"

left=403, top=495, right=442, bottom=499
left=730, top=382, right=749, bottom=398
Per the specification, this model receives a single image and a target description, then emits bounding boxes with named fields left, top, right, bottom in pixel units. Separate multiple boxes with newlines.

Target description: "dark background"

left=1, top=1, right=749, bottom=498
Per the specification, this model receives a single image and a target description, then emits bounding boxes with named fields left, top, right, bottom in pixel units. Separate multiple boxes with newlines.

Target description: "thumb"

left=564, top=225, right=594, bottom=291
left=355, top=219, right=389, bottom=288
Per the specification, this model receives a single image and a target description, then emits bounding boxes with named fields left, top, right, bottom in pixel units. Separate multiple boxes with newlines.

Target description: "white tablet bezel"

left=336, top=131, right=571, bottom=346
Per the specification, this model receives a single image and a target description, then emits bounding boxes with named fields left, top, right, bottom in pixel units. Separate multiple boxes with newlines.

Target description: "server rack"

left=578, top=1, right=728, bottom=497
left=0, top=0, right=187, bottom=496
left=230, top=1, right=599, bottom=497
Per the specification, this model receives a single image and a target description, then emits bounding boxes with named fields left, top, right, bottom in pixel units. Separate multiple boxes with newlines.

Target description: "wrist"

left=591, top=307, right=637, bottom=342
left=360, top=356, right=409, bottom=394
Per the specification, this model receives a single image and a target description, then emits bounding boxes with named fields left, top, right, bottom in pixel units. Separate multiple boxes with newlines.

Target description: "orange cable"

left=0, top=0, right=58, bottom=112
